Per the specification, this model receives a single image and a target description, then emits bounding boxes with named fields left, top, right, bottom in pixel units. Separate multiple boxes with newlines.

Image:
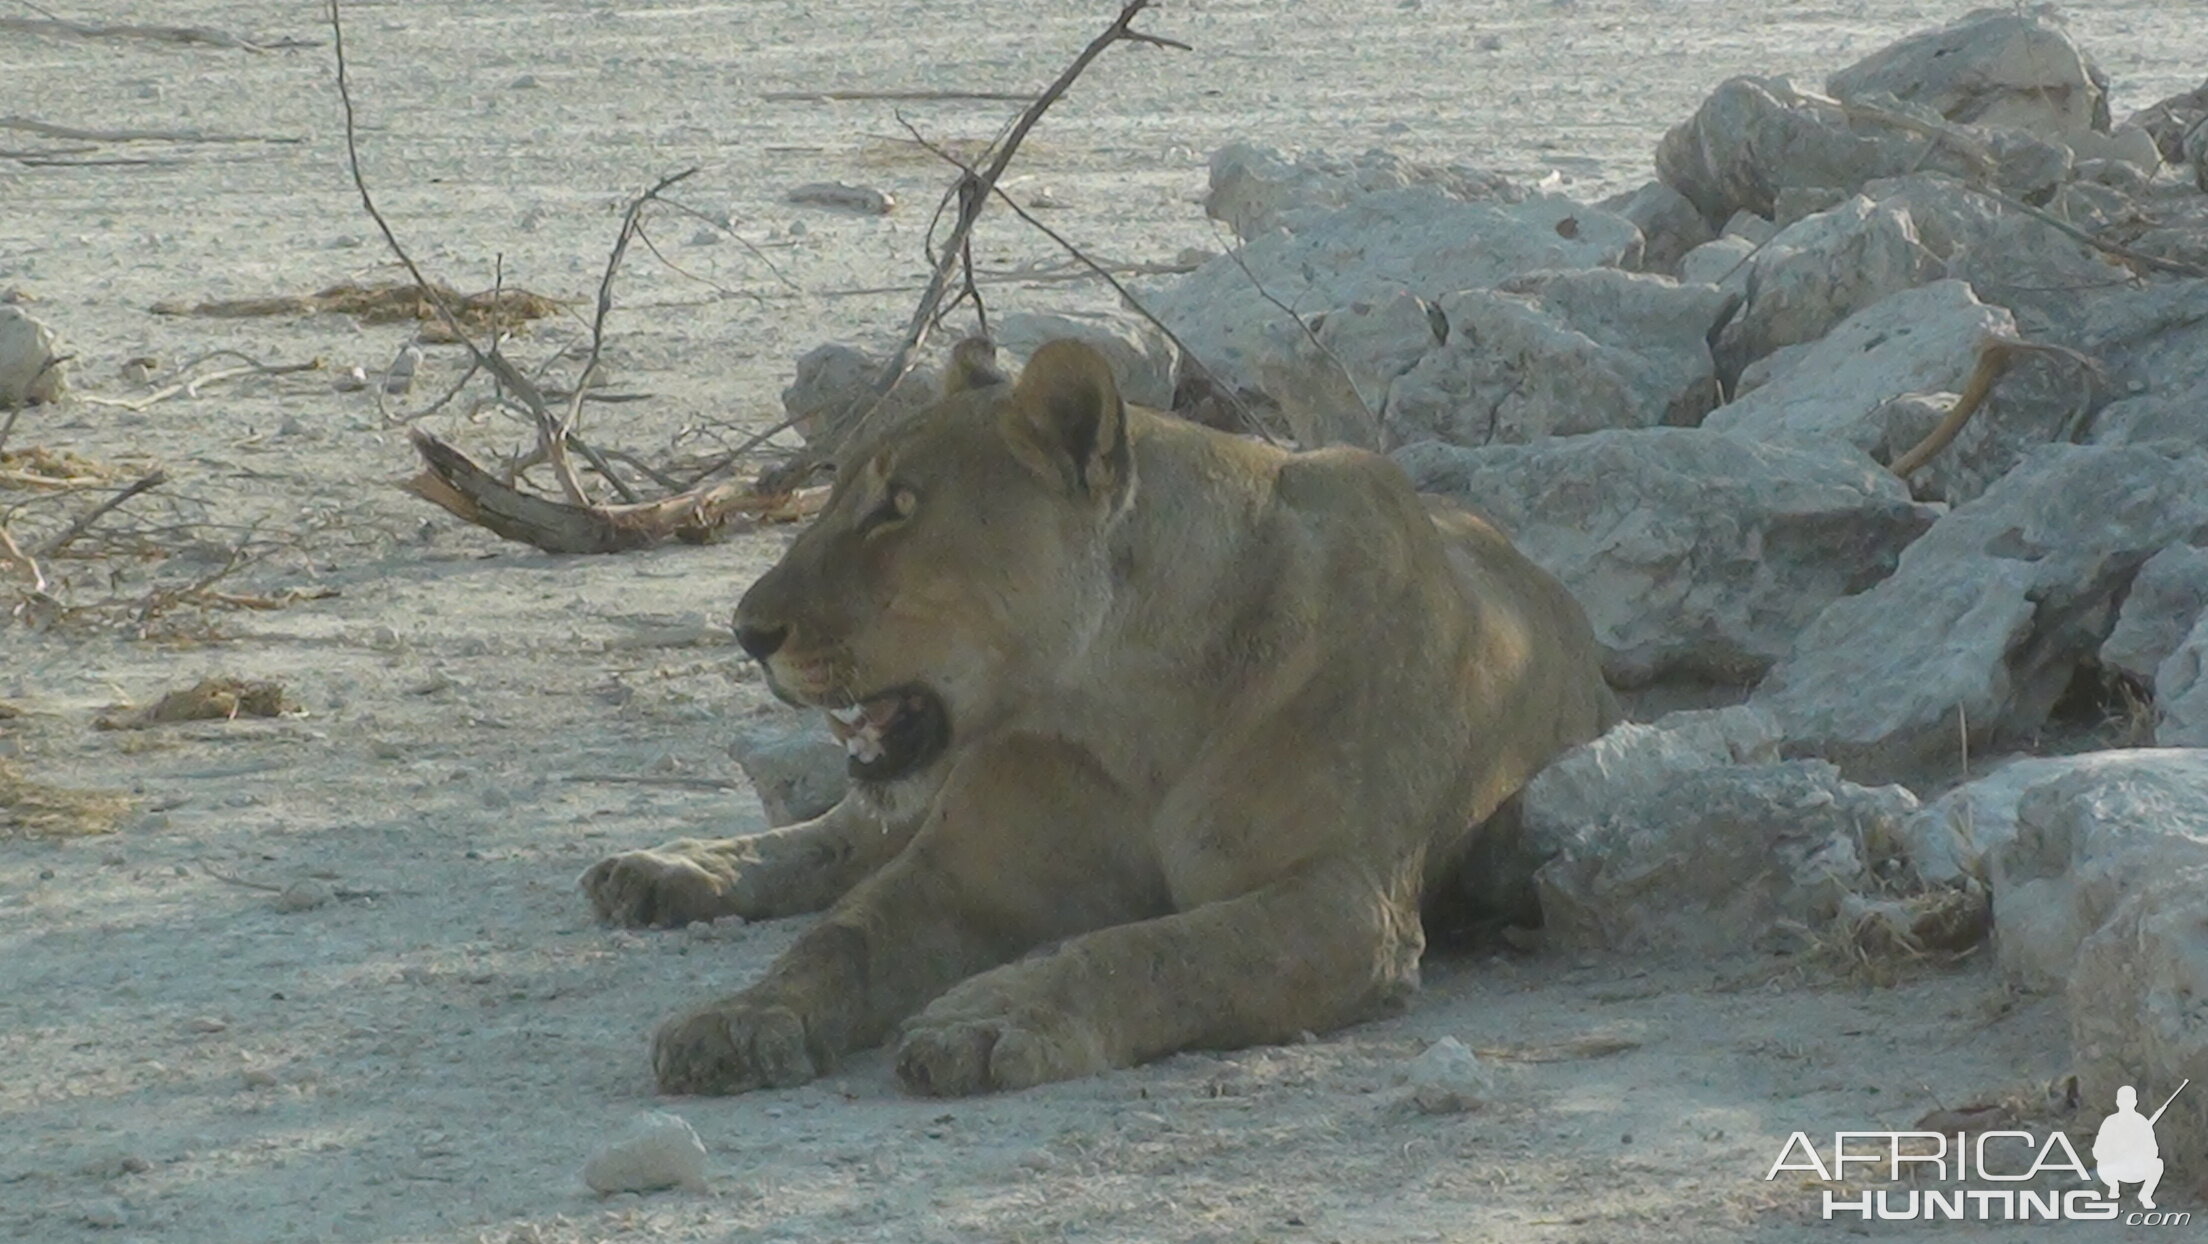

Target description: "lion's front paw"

left=894, top=1006, right=1110, bottom=1097
left=651, top=999, right=820, bottom=1095
left=580, top=844, right=735, bottom=928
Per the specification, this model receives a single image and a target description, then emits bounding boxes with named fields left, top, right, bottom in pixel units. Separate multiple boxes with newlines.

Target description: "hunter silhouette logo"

left=1767, top=1078, right=2194, bottom=1225
left=2094, top=1081, right=2187, bottom=1210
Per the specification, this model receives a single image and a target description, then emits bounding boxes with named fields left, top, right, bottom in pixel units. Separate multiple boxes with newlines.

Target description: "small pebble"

left=785, top=181, right=894, bottom=215
left=273, top=879, right=333, bottom=913
left=581, top=1111, right=709, bottom=1196
left=186, top=1016, right=228, bottom=1034
left=1396, top=1036, right=1494, bottom=1114
left=331, top=365, right=369, bottom=392
left=77, top=1198, right=127, bottom=1229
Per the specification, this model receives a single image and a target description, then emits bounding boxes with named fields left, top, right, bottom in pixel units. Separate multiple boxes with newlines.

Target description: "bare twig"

left=79, top=358, right=323, bottom=411
left=859, top=0, right=1181, bottom=430
left=328, top=0, right=622, bottom=509
left=0, top=521, right=47, bottom=593
left=559, top=166, right=699, bottom=504
left=1216, top=223, right=1377, bottom=434
left=560, top=773, right=747, bottom=791
left=901, top=123, right=1280, bottom=445
left=0, top=16, right=314, bottom=52
left=763, top=89, right=1034, bottom=103
left=0, top=403, right=20, bottom=457
left=36, top=470, right=169, bottom=558
left=1958, top=183, right=2208, bottom=280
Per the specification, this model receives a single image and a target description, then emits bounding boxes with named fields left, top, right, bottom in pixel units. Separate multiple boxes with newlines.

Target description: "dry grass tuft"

left=0, top=760, right=133, bottom=838
left=152, top=281, right=568, bottom=340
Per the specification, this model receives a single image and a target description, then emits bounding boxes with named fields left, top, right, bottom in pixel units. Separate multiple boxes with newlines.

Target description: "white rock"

left=1203, top=142, right=1523, bottom=241
left=2158, top=614, right=2208, bottom=746
left=2100, top=544, right=2208, bottom=684
left=2134, top=78, right=2208, bottom=192
left=1656, top=76, right=2067, bottom=230
left=273, top=879, right=332, bottom=913
left=581, top=1111, right=709, bottom=1196
left=1143, top=187, right=1640, bottom=394
left=1396, top=1036, right=1493, bottom=1114
left=1705, top=280, right=2012, bottom=462
left=1600, top=180, right=1714, bottom=276
left=0, top=305, right=68, bottom=407
left=1397, top=428, right=1936, bottom=687
left=780, top=343, right=940, bottom=449
left=1753, top=444, right=2208, bottom=782
left=1676, top=234, right=1757, bottom=287
left=382, top=343, right=421, bottom=396
left=785, top=182, right=894, bottom=215
left=1825, top=8, right=2109, bottom=140
left=1381, top=269, right=1728, bottom=447
left=729, top=722, right=846, bottom=827
left=1710, top=196, right=1942, bottom=376
left=1522, top=706, right=1784, bottom=846
left=1254, top=290, right=1435, bottom=449
left=1478, top=707, right=1782, bottom=920
left=995, top=309, right=1177, bottom=411
left=2069, top=872, right=2208, bottom=1171
left=1895, top=755, right=2090, bottom=887
left=1986, top=749, right=2208, bottom=989
left=1534, top=761, right=1913, bottom=954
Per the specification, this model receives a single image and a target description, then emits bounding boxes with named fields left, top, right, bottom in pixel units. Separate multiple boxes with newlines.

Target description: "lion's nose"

left=736, top=623, right=789, bottom=662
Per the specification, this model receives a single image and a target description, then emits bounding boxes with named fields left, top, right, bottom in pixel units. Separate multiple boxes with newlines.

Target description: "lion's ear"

left=1005, top=340, right=1133, bottom=507
left=943, top=336, right=1006, bottom=395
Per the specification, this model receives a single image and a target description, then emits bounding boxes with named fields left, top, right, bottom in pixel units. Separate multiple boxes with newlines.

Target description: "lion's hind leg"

left=894, top=855, right=1424, bottom=1096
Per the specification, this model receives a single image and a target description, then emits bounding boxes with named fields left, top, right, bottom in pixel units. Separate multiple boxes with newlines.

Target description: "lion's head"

left=734, top=339, right=1137, bottom=783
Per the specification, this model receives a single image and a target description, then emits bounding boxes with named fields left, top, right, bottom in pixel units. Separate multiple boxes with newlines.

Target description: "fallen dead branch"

left=151, top=281, right=565, bottom=338
left=404, top=430, right=828, bottom=554
left=0, top=115, right=302, bottom=145
left=1888, top=338, right=2100, bottom=479
left=0, top=16, right=314, bottom=53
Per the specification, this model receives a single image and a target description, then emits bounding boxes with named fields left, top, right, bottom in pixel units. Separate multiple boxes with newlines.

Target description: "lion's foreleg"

left=894, top=855, right=1423, bottom=1095
left=579, top=794, right=917, bottom=927
left=650, top=737, right=1157, bottom=1094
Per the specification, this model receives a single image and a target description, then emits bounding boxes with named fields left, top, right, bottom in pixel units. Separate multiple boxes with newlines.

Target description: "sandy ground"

left=3, top=2, right=2204, bottom=1241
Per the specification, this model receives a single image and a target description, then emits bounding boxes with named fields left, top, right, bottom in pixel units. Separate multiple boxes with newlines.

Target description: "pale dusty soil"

left=1, top=3, right=2202, bottom=1242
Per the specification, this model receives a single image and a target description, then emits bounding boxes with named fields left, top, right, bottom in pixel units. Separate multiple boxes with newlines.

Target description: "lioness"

left=582, top=339, right=1617, bottom=1096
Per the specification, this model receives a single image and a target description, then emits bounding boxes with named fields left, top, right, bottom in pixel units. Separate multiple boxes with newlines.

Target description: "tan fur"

left=581, top=340, right=1618, bottom=1096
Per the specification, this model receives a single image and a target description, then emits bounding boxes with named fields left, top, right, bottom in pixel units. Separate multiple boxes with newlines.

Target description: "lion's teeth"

left=828, top=706, right=866, bottom=725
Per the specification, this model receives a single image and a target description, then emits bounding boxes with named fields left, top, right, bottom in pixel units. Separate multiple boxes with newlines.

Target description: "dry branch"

left=763, top=89, right=1033, bottom=103
left=857, top=0, right=1182, bottom=432
left=79, top=359, right=323, bottom=412
left=901, top=123, right=1280, bottom=444
left=404, top=432, right=826, bottom=555
left=37, top=469, right=167, bottom=558
left=0, top=115, right=301, bottom=144
left=0, top=16, right=313, bottom=52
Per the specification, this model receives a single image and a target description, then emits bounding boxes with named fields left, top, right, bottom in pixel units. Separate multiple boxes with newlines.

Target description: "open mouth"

left=821, top=685, right=949, bottom=783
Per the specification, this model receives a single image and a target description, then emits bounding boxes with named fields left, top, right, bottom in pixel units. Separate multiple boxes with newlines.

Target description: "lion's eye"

left=862, top=486, right=916, bottom=533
